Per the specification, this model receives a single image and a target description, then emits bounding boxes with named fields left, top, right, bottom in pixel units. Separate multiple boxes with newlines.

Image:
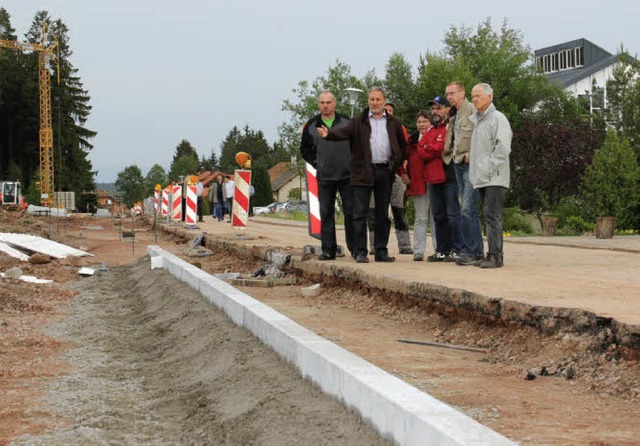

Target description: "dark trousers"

left=353, top=165, right=394, bottom=257
left=479, top=186, right=507, bottom=258
left=318, top=178, right=355, bottom=256
left=197, top=197, right=203, bottom=221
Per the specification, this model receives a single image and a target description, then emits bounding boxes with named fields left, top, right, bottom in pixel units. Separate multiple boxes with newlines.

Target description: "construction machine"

left=0, top=181, right=22, bottom=210
left=0, top=24, right=58, bottom=206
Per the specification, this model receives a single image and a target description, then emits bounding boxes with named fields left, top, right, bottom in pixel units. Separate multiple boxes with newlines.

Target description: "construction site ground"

left=2, top=210, right=640, bottom=445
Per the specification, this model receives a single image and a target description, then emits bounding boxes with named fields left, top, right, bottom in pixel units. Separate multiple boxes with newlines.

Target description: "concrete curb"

left=147, top=245, right=515, bottom=445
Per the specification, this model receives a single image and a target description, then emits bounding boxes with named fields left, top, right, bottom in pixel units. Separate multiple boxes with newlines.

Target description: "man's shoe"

left=399, top=247, right=414, bottom=255
left=444, top=252, right=461, bottom=263
left=318, top=253, right=336, bottom=261
left=427, top=252, right=446, bottom=262
left=413, top=253, right=424, bottom=261
left=375, top=255, right=396, bottom=262
left=479, top=254, right=502, bottom=269
left=455, top=254, right=478, bottom=266
left=355, top=254, right=370, bottom=263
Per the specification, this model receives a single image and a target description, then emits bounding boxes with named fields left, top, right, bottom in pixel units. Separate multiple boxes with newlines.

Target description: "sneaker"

left=479, top=253, right=503, bottom=269
left=413, top=253, right=424, bottom=261
left=455, top=254, right=479, bottom=266
left=399, top=247, right=414, bottom=255
left=427, top=252, right=446, bottom=262
left=444, top=252, right=461, bottom=263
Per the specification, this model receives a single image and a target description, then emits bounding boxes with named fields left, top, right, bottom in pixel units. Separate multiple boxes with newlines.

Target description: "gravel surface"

left=14, top=257, right=390, bottom=445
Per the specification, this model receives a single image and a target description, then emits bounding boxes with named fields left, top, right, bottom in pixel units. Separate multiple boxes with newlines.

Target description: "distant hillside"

left=97, top=183, right=117, bottom=194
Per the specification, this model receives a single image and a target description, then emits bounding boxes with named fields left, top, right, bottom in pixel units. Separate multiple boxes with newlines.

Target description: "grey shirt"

left=369, top=111, right=391, bottom=164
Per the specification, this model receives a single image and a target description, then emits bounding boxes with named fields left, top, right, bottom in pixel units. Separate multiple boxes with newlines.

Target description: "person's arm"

left=300, top=121, right=317, bottom=167
left=417, top=131, right=444, bottom=161
left=487, top=114, right=512, bottom=172
left=317, top=119, right=354, bottom=141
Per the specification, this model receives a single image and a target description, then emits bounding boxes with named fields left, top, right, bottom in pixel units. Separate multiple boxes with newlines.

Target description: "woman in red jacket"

left=400, top=110, right=440, bottom=261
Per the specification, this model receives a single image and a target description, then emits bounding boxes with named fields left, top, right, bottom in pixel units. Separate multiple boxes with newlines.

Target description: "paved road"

left=192, top=216, right=640, bottom=327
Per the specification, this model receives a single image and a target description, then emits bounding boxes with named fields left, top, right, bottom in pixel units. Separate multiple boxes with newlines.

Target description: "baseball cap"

left=427, top=96, right=449, bottom=107
left=384, top=101, right=395, bottom=108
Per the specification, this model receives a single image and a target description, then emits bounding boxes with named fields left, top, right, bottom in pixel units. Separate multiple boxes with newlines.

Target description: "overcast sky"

left=3, top=0, right=638, bottom=183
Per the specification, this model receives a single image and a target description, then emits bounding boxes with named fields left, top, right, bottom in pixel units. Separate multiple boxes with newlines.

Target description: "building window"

left=575, top=47, right=584, bottom=67
left=559, top=51, right=566, bottom=70
left=568, top=49, right=575, bottom=68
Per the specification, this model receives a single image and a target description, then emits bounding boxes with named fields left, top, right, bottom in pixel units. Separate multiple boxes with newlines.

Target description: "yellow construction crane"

left=0, top=24, right=58, bottom=206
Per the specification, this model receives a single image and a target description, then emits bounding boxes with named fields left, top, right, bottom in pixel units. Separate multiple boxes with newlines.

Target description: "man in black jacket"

left=318, top=87, right=407, bottom=263
left=300, top=91, right=354, bottom=260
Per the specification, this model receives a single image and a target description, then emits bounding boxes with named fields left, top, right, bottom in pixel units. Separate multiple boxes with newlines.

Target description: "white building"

left=534, top=38, right=618, bottom=111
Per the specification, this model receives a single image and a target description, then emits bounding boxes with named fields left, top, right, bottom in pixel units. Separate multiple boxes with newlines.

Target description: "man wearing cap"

left=444, top=81, right=485, bottom=266
left=317, top=86, right=407, bottom=263
left=468, top=83, right=512, bottom=268
left=300, top=91, right=355, bottom=261
left=418, top=96, right=463, bottom=262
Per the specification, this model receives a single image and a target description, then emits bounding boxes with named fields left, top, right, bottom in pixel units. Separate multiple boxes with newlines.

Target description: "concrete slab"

left=0, top=232, right=92, bottom=259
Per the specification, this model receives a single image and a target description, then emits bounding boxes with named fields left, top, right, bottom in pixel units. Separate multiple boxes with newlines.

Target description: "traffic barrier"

left=231, top=169, right=251, bottom=229
left=305, top=162, right=321, bottom=239
left=185, top=185, right=197, bottom=227
left=153, top=190, right=160, bottom=215
left=161, top=188, right=169, bottom=219
left=171, top=185, right=182, bottom=222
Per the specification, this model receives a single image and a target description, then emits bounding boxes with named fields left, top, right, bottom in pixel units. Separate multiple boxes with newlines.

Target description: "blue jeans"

left=213, top=202, right=224, bottom=221
left=429, top=179, right=463, bottom=254
left=454, top=163, right=484, bottom=257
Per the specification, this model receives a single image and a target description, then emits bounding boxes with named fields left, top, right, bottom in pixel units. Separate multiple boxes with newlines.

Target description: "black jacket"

left=300, top=112, right=351, bottom=181
left=326, top=108, right=406, bottom=186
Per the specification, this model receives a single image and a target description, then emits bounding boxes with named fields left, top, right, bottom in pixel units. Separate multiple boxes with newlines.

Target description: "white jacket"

left=468, top=103, right=512, bottom=189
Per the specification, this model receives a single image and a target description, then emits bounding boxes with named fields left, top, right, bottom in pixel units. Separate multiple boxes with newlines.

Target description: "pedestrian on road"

left=224, top=175, right=235, bottom=223
left=444, top=82, right=485, bottom=266
left=208, top=174, right=226, bottom=222
left=300, top=91, right=355, bottom=260
left=468, top=83, right=512, bottom=268
left=196, top=177, right=204, bottom=222
left=317, top=86, right=407, bottom=263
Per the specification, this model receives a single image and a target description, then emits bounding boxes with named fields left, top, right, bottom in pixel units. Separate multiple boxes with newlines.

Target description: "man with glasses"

left=444, top=82, right=485, bottom=266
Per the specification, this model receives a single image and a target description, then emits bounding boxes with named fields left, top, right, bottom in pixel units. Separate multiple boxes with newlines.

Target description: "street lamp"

left=344, top=87, right=364, bottom=118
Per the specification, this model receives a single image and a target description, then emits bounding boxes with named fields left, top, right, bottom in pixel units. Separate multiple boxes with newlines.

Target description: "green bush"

left=559, top=215, right=594, bottom=236
left=553, top=196, right=587, bottom=227
left=502, top=207, right=534, bottom=235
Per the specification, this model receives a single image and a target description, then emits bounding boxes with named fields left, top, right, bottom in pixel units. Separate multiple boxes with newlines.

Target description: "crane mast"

left=0, top=25, right=58, bottom=206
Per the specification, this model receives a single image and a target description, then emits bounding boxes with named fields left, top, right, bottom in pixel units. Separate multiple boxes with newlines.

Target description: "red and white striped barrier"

left=161, top=188, right=169, bottom=219
left=171, top=185, right=182, bottom=222
left=231, top=169, right=251, bottom=229
left=305, top=162, right=321, bottom=239
left=153, top=190, right=160, bottom=215
left=185, top=185, right=197, bottom=227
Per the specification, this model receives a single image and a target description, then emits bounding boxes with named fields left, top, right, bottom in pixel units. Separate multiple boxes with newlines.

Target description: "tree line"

left=0, top=8, right=96, bottom=209
left=5, top=6, right=639, bottom=229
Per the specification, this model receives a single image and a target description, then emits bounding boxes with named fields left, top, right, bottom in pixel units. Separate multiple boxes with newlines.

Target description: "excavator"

left=0, top=181, right=23, bottom=210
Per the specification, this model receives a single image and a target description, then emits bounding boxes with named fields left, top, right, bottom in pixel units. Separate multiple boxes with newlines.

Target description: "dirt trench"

left=12, top=257, right=390, bottom=445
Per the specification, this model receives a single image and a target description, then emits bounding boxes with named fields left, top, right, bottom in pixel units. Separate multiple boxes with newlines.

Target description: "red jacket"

left=403, top=132, right=428, bottom=196
left=417, top=124, right=446, bottom=185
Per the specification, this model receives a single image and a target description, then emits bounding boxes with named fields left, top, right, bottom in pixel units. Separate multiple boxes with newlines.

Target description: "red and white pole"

left=305, top=162, right=321, bottom=239
left=185, top=185, right=198, bottom=227
left=161, top=188, right=169, bottom=219
left=231, top=169, right=251, bottom=229
left=171, top=185, right=182, bottom=222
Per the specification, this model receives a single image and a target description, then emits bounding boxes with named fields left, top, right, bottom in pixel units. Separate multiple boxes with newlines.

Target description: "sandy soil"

left=2, top=211, right=640, bottom=445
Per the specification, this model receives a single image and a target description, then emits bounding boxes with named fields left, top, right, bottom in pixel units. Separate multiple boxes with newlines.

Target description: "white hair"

left=474, top=83, right=493, bottom=96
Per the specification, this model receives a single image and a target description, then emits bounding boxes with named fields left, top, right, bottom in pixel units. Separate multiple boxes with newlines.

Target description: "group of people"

left=208, top=174, right=235, bottom=222
left=301, top=82, right=511, bottom=269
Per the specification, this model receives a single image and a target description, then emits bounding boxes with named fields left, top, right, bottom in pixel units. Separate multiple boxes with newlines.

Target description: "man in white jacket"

left=469, top=83, right=512, bottom=268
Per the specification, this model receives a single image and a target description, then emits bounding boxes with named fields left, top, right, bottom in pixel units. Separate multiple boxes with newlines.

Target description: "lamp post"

left=344, top=87, right=365, bottom=118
